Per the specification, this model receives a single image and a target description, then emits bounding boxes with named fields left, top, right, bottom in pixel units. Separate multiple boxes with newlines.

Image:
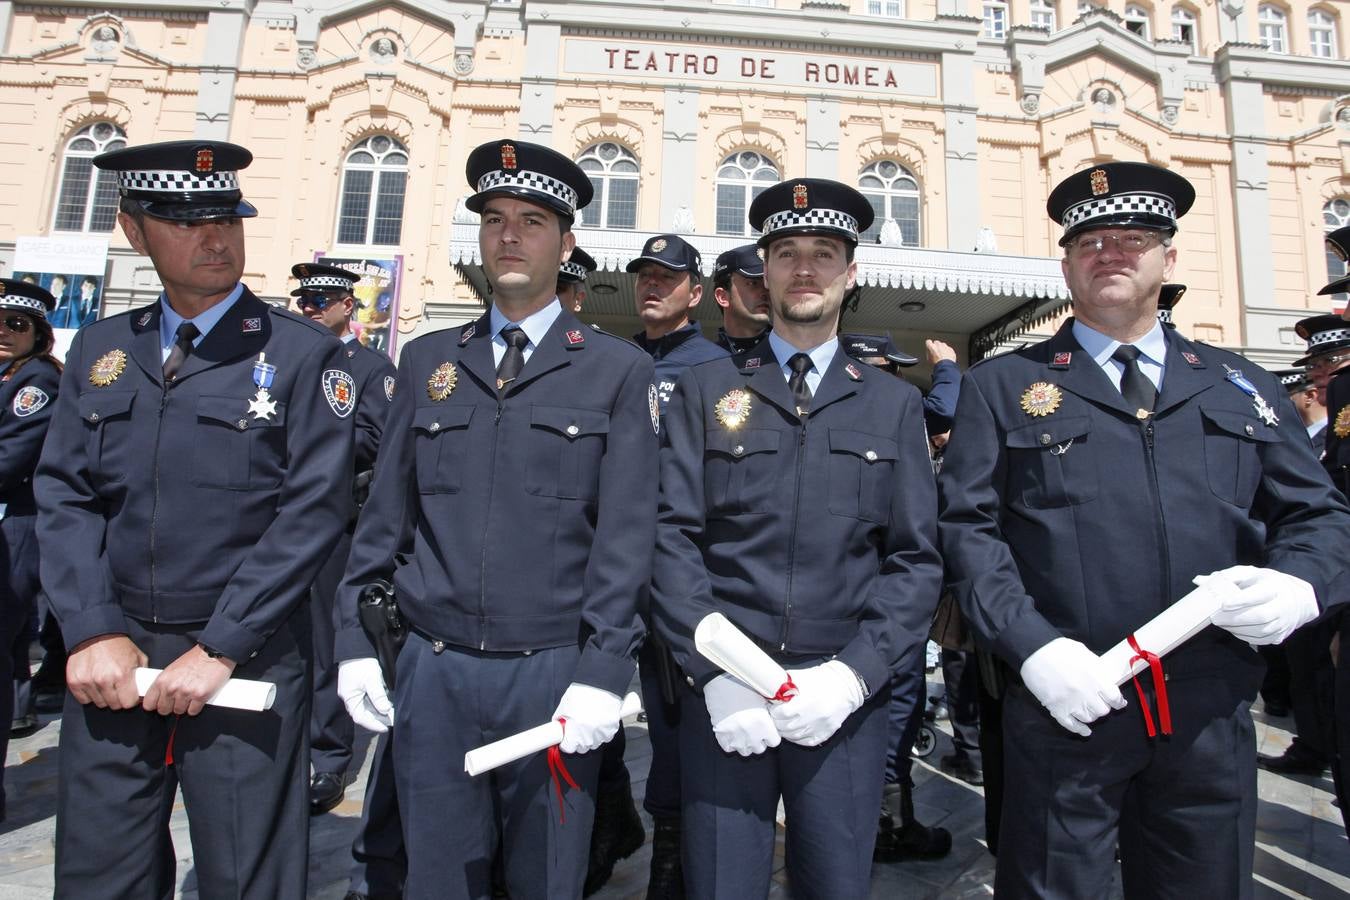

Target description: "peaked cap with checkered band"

left=464, top=140, right=593, bottom=221
left=1294, top=313, right=1350, bottom=366
left=749, top=178, right=875, bottom=249
left=94, top=140, right=258, bottom=221
left=0, top=279, right=56, bottom=318
left=1318, top=226, right=1350, bottom=296
left=558, top=248, right=597, bottom=285
left=290, top=262, right=359, bottom=297
left=1047, top=161, right=1194, bottom=246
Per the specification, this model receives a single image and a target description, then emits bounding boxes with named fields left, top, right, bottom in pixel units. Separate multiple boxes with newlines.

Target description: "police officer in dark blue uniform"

left=651, top=178, right=943, bottom=898
left=334, top=139, right=657, bottom=900
left=289, top=261, right=398, bottom=816
left=558, top=247, right=596, bottom=314
left=711, top=244, right=769, bottom=354
left=0, top=280, right=60, bottom=818
left=938, top=161, right=1350, bottom=898
left=1272, top=369, right=1327, bottom=458
left=36, top=140, right=354, bottom=899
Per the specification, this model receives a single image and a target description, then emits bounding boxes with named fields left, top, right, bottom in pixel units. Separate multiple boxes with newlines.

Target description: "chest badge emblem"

left=1020, top=382, right=1062, bottom=417
left=714, top=389, right=752, bottom=430
left=1335, top=405, right=1350, bottom=439
left=89, top=349, right=127, bottom=387
left=427, top=362, right=457, bottom=401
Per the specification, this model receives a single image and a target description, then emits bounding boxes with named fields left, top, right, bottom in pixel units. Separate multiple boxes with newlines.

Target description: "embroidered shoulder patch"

left=323, top=369, right=356, bottom=418
left=12, top=385, right=48, bottom=417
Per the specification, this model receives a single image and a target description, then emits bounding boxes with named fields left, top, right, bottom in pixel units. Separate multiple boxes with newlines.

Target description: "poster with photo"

left=314, top=254, right=401, bottom=359
left=11, top=236, right=110, bottom=358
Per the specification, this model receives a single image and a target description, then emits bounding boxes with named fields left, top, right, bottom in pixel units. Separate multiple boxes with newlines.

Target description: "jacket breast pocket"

left=412, top=405, right=474, bottom=494
left=704, top=428, right=780, bottom=515
left=1004, top=415, right=1097, bottom=509
left=192, top=395, right=288, bottom=491
left=525, top=405, right=609, bottom=501
left=1200, top=406, right=1279, bottom=508
left=79, top=390, right=137, bottom=486
left=827, top=429, right=899, bottom=524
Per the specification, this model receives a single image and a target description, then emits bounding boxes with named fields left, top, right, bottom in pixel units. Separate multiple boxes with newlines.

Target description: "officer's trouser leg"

left=348, top=730, right=406, bottom=898
left=311, top=531, right=356, bottom=777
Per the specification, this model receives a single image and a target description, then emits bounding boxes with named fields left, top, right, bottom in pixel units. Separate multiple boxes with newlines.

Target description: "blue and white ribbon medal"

left=249, top=352, right=278, bottom=420
left=1224, top=364, right=1278, bottom=427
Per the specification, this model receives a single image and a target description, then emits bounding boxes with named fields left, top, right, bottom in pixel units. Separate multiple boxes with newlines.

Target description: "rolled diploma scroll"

left=694, top=612, right=794, bottom=701
left=134, top=667, right=277, bottom=712
left=1096, top=575, right=1230, bottom=686
left=464, top=691, right=644, bottom=777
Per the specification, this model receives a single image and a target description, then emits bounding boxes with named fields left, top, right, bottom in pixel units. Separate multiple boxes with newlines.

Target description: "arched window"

left=1309, top=9, right=1337, bottom=58
left=1031, top=0, right=1057, bottom=31
left=1326, top=198, right=1350, bottom=295
left=1259, top=5, right=1288, bottom=53
left=576, top=142, right=639, bottom=229
left=858, top=160, right=921, bottom=246
left=1124, top=4, right=1151, bottom=38
left=1171, top=6, right=1198, bottom=53
left=983, top=0, right=1008, bottom=38
left=715, top=151, right=779, bottom=237
left=336, top=135, right=408, bottom=246
left=53, top=122, right=125, bottom=232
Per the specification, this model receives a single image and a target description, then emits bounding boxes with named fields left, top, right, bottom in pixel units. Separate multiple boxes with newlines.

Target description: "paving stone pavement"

left=1, top=677, right=1346, bottom=898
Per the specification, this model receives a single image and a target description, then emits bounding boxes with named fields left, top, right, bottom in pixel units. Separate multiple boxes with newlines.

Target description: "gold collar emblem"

left=1020, top=382, right=1063, bottom=417
left=427, top=362, right=457, bottom=401
left=714, top=389, right=752, bottom=429
left=1335, top=404, right=1350, bottom=439
left=89, top=349, right=127, bottom=387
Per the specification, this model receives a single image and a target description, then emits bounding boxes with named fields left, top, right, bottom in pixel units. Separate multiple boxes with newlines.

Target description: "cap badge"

left=195, top=147, right=214, bottom=174
left=756, top=247, right=766, bottom=261
left=648, top=384, right=660, bottom=436
left=1019, top=381, right=1063, bottom=417
left=427, top=362, right=457, bottom=401
left=1089, top=169, right=1109, bottom=196
left=89, top=349, right=127, bottom=387
left=500, top=143, right=518, bottom=171
left=651, top=238, right=668, bottom=253
left=1336, top=405, right=1350, bottom=439
left=793, top=184, right=809, bottom=209
left=714, top=388, right=752, bottom=430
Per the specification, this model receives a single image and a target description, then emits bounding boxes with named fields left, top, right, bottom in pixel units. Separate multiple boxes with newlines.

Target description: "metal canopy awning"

left=450, top=223, right=1071, bottom=363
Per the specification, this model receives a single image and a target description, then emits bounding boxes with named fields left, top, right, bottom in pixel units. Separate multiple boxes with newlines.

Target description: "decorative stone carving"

left=1160, top=104, right=1179, bottom=126
left=370, top=38, right=398, bottom=65
left=297, top=47, right=317, bottom=70
left=672, top=206, right=695, bottom=234
left=1337, top=107, right=1350, bottom=129
left=454, top=51, right=474, bottom=76
left=1020, top=93, right=1040, bottom=116
left=1092, top=88, right=1116, bottom=113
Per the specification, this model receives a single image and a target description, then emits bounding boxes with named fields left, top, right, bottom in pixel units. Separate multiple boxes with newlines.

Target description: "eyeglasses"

left=1066, top=231, right=1167, bottom=258
left=0, top=315, right=33, bottom=333
left=297, top=293, right=344, bottom=311
left=1306, top=353, right=1350, bottom=372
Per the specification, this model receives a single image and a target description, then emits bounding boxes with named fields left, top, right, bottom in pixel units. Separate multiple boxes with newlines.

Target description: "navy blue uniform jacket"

left=346, top=340, right=397, bottom=474
left=0, top=356, right=60, bottom=514
left=650, top=340, right=943, bottom=695
left=335, top=310, right=658, bottom=697
left=635, top=323, right=730, bottom=413
left=1325, top=367, right=1350, bottom=495
left=938, top=320, right=1350, bottom=686
left=36, top=289, right=354, bottom=662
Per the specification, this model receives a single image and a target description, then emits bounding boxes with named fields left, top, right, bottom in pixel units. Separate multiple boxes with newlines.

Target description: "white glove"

left=552, top=683, right=624, bottom=754
left=1206, top=565, right=1318, bottom=646
left=704, top=673, right=781, bottom=756
left=338, top=658, right=394, bottom=733
left=768, top=660, right=865, bottom=747
left=1019, top=637, right=1125, bottom=737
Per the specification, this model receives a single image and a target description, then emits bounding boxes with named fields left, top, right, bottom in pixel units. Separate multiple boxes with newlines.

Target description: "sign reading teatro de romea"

left=563, top=39, right=939, bottom=98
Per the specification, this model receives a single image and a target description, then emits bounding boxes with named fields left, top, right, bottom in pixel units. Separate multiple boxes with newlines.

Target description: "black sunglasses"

left=297, top=293, right=346, bottom=311
left=1, top=315, right=33, bottom=333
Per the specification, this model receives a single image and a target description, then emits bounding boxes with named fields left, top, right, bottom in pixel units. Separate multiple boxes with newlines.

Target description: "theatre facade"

left=3, top=0, right=1349, bottom=372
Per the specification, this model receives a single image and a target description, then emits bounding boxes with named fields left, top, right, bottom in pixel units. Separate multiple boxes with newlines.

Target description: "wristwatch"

left=198, top=642, right=229, bottom=661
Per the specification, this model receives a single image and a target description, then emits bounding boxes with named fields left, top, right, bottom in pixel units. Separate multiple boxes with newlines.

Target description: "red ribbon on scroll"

left=1127, top=635, right=1172, bottom=737
left=547, top=718, right=581, bottom=823
left=771, top=677, right=798, bottom=703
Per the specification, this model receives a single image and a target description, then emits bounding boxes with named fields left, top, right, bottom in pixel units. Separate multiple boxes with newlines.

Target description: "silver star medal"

left=249, top=352, right=278, bottom=420
left=1252, top=393, right=1279, bottom=427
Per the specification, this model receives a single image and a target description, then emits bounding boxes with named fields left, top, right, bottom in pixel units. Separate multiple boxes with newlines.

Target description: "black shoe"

left=646, top=817, right=685, bottom=899
left=10, top=712, right=38, bottom=738
left=582, top=778, right=645, bottom=896
left=939, top=753, right=984, bottom=787
left=1257, top=748, right=1329, bottom=776
left=310, top=771, right=346, bottom=815
left=874, top=819, right=953, bottom=863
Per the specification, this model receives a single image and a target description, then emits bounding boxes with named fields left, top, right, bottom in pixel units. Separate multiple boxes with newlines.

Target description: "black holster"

left=357, top=579, right=406, bottom=689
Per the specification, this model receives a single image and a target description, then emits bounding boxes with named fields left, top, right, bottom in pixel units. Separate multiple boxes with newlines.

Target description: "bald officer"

left=938, top=161, right=1350, bottom=898
left=335, top=140, right=656, bottom=899
left=37, top=140, right=353, bottom=899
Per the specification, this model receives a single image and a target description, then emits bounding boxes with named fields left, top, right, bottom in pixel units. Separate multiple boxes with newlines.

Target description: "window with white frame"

left=867, top=0, right=904, bottom=16
left=1171, top=6, right=1198, bottom=52
left=858, top=160, right=921, bottom=246
left=983, top=0, right=1008, bottom=37
left=336, top=135, right=408, bottom=246
left=576, top=142, right=639, bottom=230
left=1309, top=9, right=1337, bottom=58
left=1326, top=198, right=1350, bottom=294
left=715, top=151, right=779, bottom=237
left=1259, top=5, right=1288, bottom=53
left=1031, top=0, right=1057, bottom=31
left=1124, top=4, right=1151, bottom=38
left=53, top=122, right=125, bottom=232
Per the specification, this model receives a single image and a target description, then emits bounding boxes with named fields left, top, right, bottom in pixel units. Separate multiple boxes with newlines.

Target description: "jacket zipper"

left=780, top=416, right=808, bottom=650
left=148, top=387, right=170, bottom=622
left=478, top=401, right=504, bottom=650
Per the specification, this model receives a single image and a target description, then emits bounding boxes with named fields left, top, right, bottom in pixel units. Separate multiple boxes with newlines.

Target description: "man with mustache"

left=651, top=178, right=942, bottom=897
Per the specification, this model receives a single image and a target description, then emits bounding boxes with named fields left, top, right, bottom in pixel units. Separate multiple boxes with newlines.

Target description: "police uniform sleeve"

left=195, top=336, right=355, bottom=662
left=571, top=349, right=658, bottom=695
left=937, top=372, right=1064, bottom=668
left=921, top=358, right=960, bottom=435
left=36, top=329, right=130, bottom=646
left=650, top=367, right=721, bottom=685
left=840, top=386, right=944, bottom=695
left=0, top=360, right=59, bottom=494
left=333, top=347, right=419, bottom=662
left=353, top=352, right=396, bottom=472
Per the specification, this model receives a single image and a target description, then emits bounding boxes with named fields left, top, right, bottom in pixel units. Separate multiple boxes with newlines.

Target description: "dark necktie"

left=163, top=321, right=200, bottom=382
left=496, top=326, right=529, bottom=393
left=1112, top=344, right=1157, bottom=418
left=788, top=352, right=814, bottom=417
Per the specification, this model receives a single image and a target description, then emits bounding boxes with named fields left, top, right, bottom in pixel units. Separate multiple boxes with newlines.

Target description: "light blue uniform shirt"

left=158, top=283, right=245, bottom=363
left=1072, top=318, right=1167, bottom=395
left=767, top=331, right=838, bottom=397
left=489, top=298, right=562, bottom=368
